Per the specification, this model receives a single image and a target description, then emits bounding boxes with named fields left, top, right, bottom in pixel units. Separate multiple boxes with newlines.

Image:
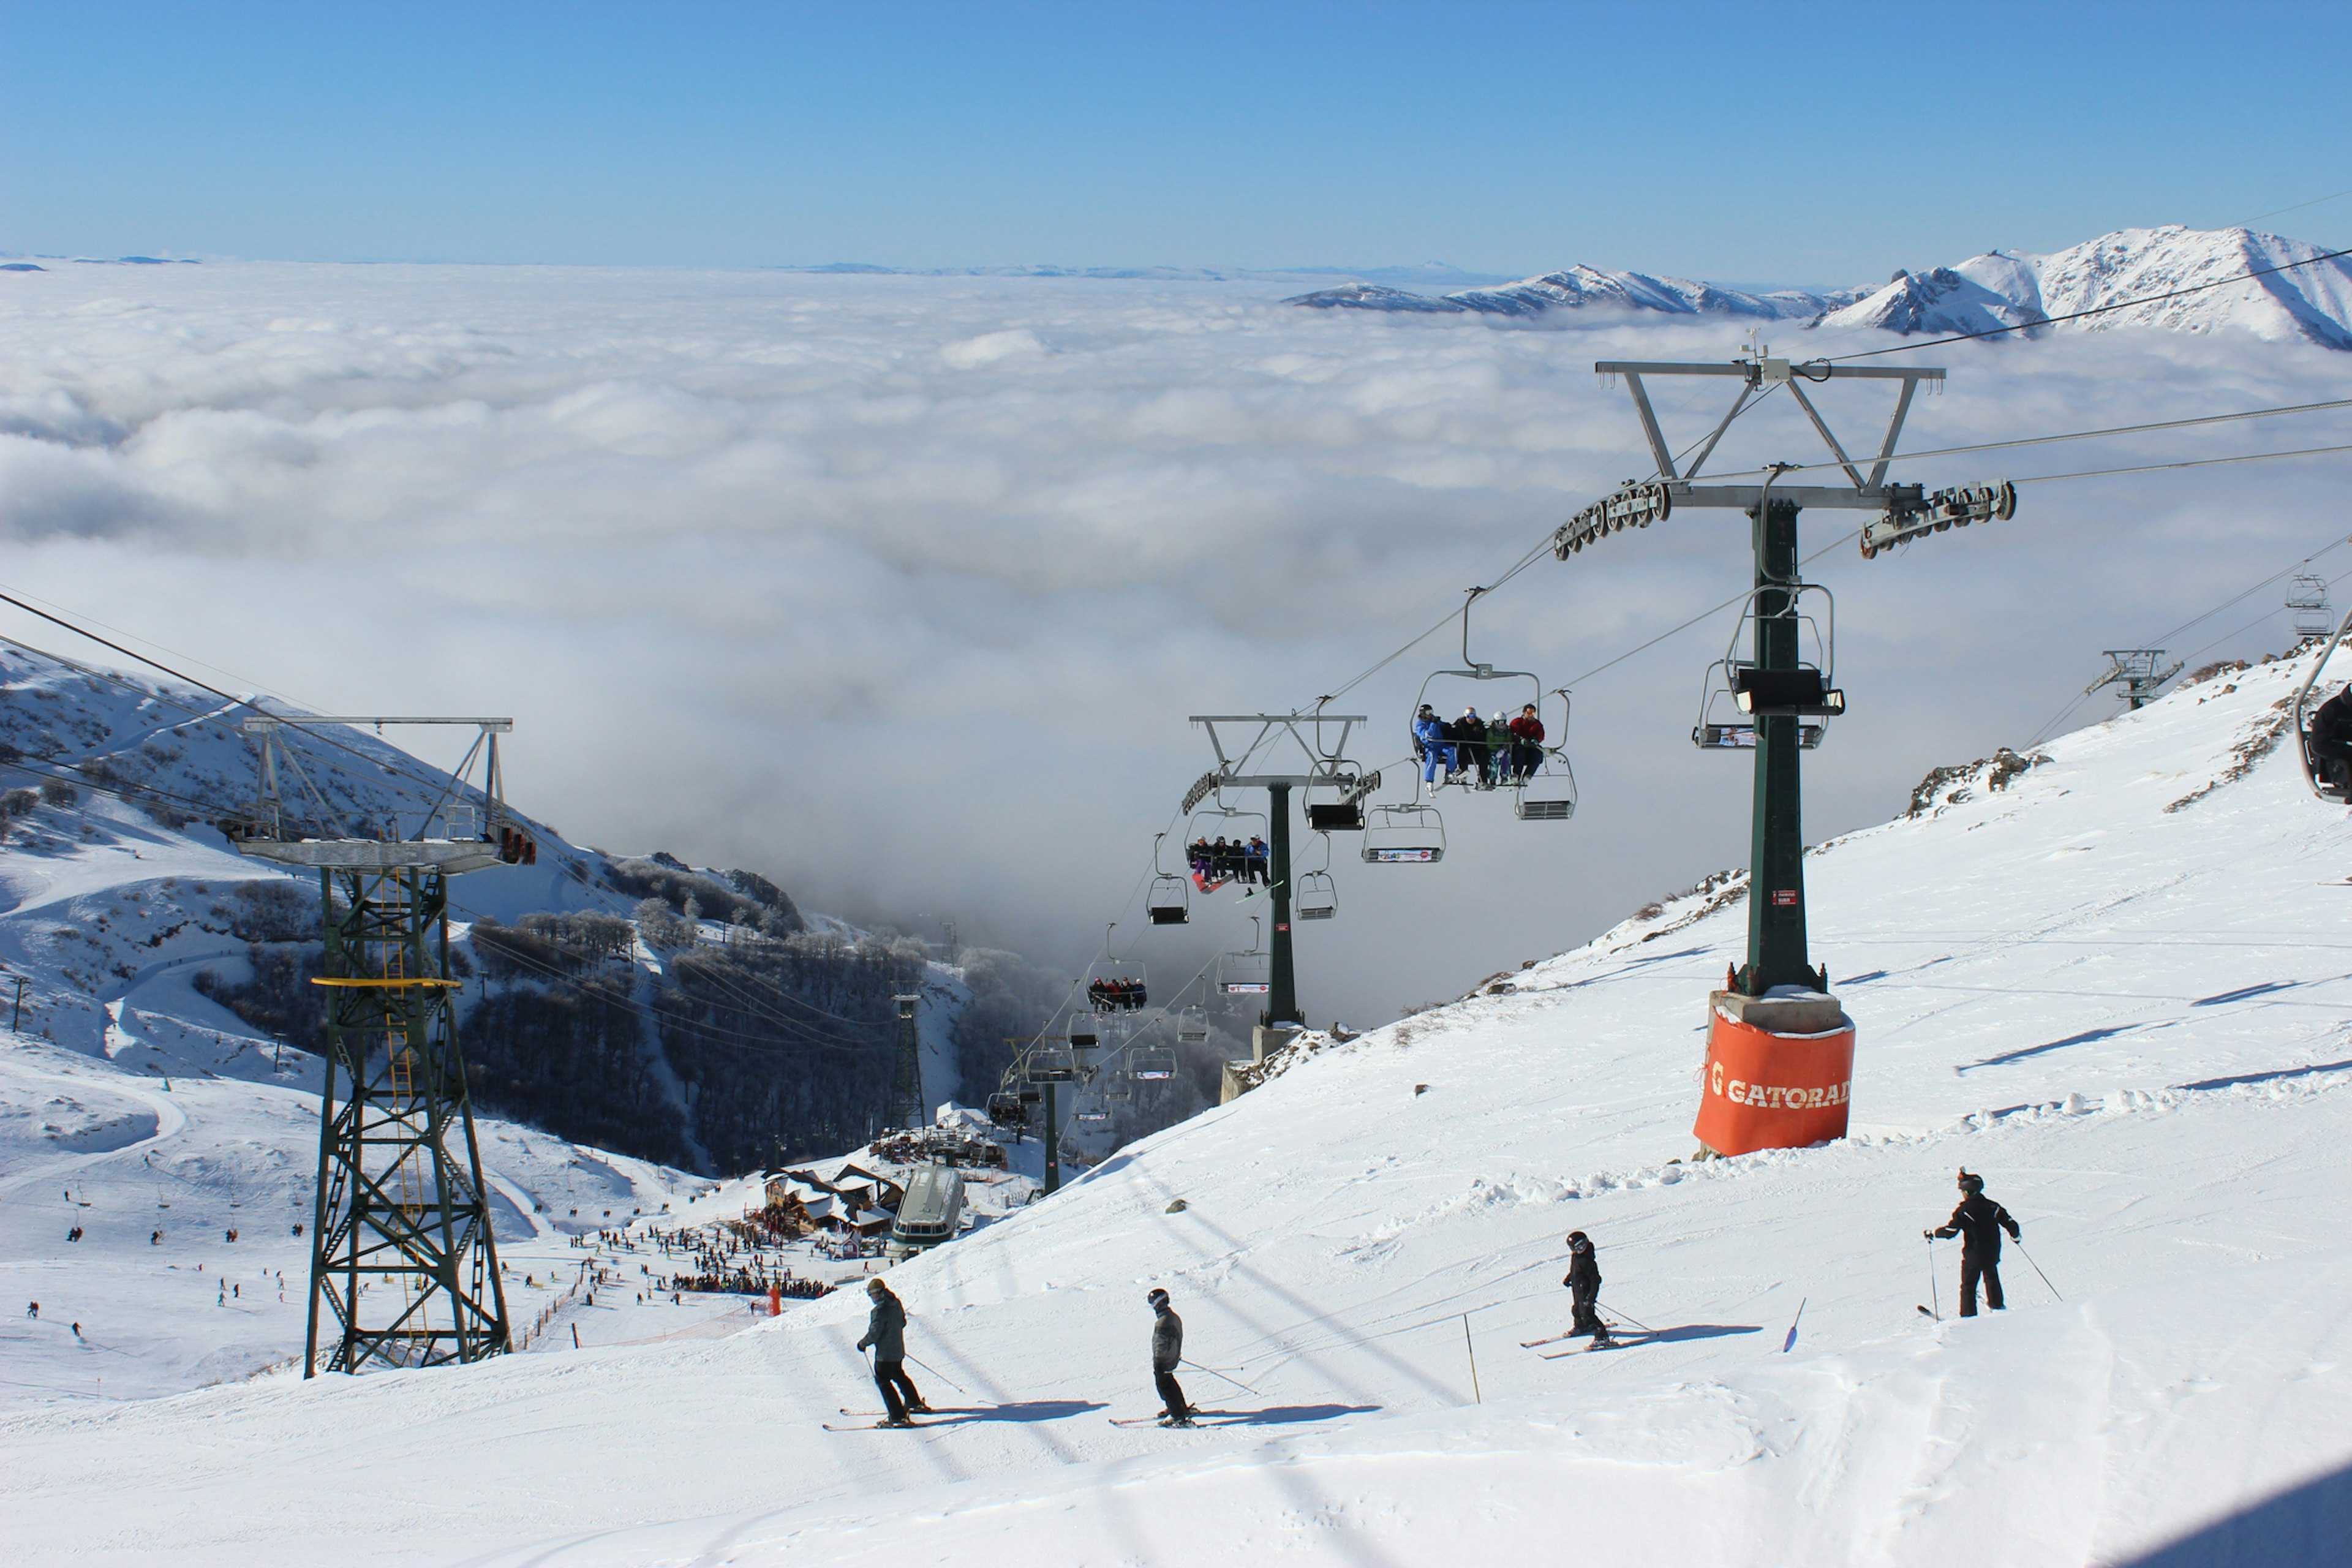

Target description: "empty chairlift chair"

left=1295, top=870, right=1338, bottom=919
left=1362, top=801, right=1446, bottom=864
left=1130, top=1045, right=1177, bottom=1082
left=1218, top=948, right=1271, bottom=998
left=1025, top=1042, right=1079, bottom=1084
left=1147, top=873, right=1191, bottom=925
left=1175, top=1003, right=1210, bottom=1043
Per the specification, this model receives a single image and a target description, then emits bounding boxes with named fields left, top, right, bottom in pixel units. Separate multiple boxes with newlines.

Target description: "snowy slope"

left=1291, top=224, right=2352, bottom=350
left=6, top=648, right=2351, bottom=1563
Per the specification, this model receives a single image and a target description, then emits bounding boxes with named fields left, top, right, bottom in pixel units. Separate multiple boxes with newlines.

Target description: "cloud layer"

left=2, top=262, right=2345, bottom=1019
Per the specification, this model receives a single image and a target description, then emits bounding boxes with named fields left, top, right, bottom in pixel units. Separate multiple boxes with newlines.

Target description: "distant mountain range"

left=1286, top=226, right=2352, bottom=349
left=779, top=260, right=1514, bottom=287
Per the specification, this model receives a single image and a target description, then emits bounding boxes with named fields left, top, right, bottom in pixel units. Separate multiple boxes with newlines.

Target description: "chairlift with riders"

left=1184, top=801, right=1269, bottom=892
left=1692, top=578, right=1843, bottom=752
left=1085, top=924, right=1148, bottom=1012
left=2293, top=602, right=2352, bottom=804
left=1411, top=587, right=1547, bottom=796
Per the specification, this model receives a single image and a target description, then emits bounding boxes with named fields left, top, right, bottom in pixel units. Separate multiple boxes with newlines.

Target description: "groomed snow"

left=6, top=652, right=2351, bottom=1564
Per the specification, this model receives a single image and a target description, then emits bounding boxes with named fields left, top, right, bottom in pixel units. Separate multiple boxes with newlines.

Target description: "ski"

left=1109, top=1409, right=1227, bottom=1427
left=821, top=1420, right=930, bottom=1431
left=1539, top=1338, right=1626, bottom=1360
left=1518, top=1332, right=1578, bottom=1348
left=839, top=1407, right=968, bottom=1417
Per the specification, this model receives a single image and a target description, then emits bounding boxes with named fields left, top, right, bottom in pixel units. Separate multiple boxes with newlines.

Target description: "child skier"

left=1927, top=1169, right=2022, bottom=1316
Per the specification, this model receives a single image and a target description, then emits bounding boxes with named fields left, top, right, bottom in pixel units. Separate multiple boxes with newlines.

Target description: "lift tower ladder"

left=227, top=715, right=521, bottom=1376
left=1182, top=712, right=1366, bottom=1033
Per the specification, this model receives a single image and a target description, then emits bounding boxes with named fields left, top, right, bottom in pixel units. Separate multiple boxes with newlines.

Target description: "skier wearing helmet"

left=856, top=1277, right=929, bottom=1425
left=1927, top=1170, right=2022, bottom=1316
left=1147, top=1287, right=1194, bottom=1426
left=1563, top=1232, right=1611, bottom=1345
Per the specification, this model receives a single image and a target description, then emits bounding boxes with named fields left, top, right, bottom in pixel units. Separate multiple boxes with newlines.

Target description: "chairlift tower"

left=1564, top=346, right=2017, bottom=1158
left=1181, top=712, right=1367, bottom=1047
left=225, top=715, right=529, bottom=1376
left=890, top=993, right=925, bottom=1132
left=2086, top=649, right=2182, bottom=710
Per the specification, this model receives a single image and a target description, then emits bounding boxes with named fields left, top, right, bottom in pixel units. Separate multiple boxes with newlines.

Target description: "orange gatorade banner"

left=1693, top=1008, right=1855, bottom=1157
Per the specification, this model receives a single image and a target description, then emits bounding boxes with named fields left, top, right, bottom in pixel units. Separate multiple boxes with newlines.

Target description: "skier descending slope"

left=1148, top=1288, right=1195, bottom=1427
left=1927, top=1170, right=2022, bottom=1317
left=1564, top=1232, right=1612, bottom=1346
left=856, top=1279, right=930, bottom=1426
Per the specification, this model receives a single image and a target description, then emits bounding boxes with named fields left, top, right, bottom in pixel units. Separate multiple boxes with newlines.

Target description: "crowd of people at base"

left=670, top=1272, right=834, bottom=1300
left=1414, top=703, right=1545, bottom=788
left=1188, top=834, right=1271, bottom=887
left=1088, top=978, right=1148, bottom=1011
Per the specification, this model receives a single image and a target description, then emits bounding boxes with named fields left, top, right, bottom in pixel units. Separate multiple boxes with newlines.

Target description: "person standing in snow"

left=1927, top=1169, right=2022, bottom=1316
left=1564, top=1232, right=1611, bottom=1344
left=855, top=1278, right=928, bottom=1425
left=1147, top=1287, right=1193, bottom=1425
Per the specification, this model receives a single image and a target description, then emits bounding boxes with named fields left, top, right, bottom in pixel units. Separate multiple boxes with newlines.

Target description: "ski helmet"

left=1567, top=1231, right=1590, bottom=1250
left=866, top=1278, right=887, bottom=1296
left=1147, top=1287, right=1170, bottom=1307
left=1957, top=1170, right=1983, bottom=1195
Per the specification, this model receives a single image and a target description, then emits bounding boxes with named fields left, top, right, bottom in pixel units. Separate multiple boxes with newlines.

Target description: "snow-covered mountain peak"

left=1291, top=223, right=2352, bottom=349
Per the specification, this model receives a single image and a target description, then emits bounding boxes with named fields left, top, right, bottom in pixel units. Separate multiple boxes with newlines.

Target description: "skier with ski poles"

left=1564, top=1232, right=1613, bottom=1346
left=1926, top=1169, right=2021, bottom=1317
left=1148, top=1287, right=1196, bottom=1427
left=854, top=1278, right=931, bottom=1426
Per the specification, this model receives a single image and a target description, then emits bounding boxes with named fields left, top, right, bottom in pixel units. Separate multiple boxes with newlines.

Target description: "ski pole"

left=1781, top=1297, right=1806, bottom=1354
left=1926, top=1235, right=1940, bottom=1321
left=1463, top=1314, right=1481, bottom=1404
left=1183, top=1359, right=1260, bottom=1396
left=2014, top=1241, right=2062, bottom=1303
left=903, top=1352, right=968, bottom=1395
left=1596, top=1301, right=1655, bottom=1335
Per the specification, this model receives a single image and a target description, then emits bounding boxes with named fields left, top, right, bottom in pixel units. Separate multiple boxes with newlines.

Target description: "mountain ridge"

left=1288, top=224, right=2352, bottom=349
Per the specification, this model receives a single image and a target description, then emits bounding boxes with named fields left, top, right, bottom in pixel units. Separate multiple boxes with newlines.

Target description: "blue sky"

left=4, top=1, right=2348, bottom=282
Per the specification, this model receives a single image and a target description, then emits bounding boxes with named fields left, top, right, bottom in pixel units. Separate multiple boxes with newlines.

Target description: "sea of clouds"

left=1, top=260, right=2344, bottom=1020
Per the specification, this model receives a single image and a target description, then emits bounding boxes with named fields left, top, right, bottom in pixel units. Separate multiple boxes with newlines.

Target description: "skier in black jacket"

left=1928, top=1170, right=2022, bottom=1316
left=1148, top=1287, right=1194, bottom=1426
left=1564, top=1231, right=1611, bottom=1344
left=855, top=1278, right=929, bottom=1425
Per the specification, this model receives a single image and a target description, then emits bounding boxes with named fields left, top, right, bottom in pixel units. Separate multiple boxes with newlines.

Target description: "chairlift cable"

left=1683, top=396, right=2352, bottom=483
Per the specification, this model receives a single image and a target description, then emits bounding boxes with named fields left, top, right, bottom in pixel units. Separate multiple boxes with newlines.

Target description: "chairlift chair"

left=1218, top=919, right=1272, bottom=995
left=1362, top=801, right=1446, bottom=863
left=1175, top=1003, right=1210, bottom=1043
left=1130, top=1045, right=1177, bottom=1081
left=1145, top=833, right=1191, bottom=924
left=1084, top=924, right=1149, bottom=1012
left=1410, top=587, right=1546, bottom=795
left=986, top=1091, right=1029, bottom=1128
left=1692, top=583, right=1840, bottom=752
left=1023, top=1043, right=1079, bottom=1084
left=1076, top=1107, right=1112, bottom=1123
left=1512, top=688, right=1578, bottom=822
left=1295, top=869, right=1338, bottom=919
left=2292, top=603, right=2352, bottom=803
left=2288, top=574, right=2334, bottom=640
left=1184, top=804, right=1270, bottom=892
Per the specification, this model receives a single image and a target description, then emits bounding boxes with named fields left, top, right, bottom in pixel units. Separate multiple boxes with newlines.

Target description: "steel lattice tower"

left=227, top=713, right=521, bottom=1376
left=305, top=864, right=509, bottom=1373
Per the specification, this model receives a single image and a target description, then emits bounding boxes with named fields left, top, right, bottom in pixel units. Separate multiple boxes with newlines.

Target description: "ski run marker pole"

left=2015, top=1240, right=2063, bottom=1303
left=1463, top=1314, right=1482, bottom=1404
left=1781, top=1297, right=1806, bottom=1354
